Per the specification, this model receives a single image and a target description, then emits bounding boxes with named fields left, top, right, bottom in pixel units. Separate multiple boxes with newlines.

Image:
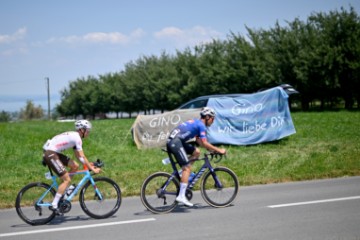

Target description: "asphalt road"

left=1, top=176, right=359, bottom=240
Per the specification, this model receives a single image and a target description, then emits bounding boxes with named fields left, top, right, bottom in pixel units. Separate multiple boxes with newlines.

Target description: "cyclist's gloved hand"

left=218, top=149, right=226, bottom=155
left=88, top=162, right=101, bottom=174
left=92, top=167, right=101, bottom=174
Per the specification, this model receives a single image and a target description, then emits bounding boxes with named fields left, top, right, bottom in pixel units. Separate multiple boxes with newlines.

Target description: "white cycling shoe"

left=176, top=196, right=194, bottom=207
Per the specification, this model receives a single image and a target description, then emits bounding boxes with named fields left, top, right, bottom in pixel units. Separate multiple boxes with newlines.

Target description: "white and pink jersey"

left=43, top=131, right=83, bottom=153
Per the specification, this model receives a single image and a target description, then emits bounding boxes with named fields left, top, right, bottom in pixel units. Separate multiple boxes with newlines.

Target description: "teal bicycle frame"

left=36, top=170, right=103, bottom=208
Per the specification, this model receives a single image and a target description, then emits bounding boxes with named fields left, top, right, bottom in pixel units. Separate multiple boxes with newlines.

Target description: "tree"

left=100, top=72, right=126, bottom=118
left=55, top=6, right=359, bottom=114
left=19, top=100, right=44, bottom=120
left=0, top=111, right=11, bottom=122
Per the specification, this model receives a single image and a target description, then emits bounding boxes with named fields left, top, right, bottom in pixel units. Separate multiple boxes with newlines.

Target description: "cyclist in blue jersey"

left=167, top=107, right=226, bottom=207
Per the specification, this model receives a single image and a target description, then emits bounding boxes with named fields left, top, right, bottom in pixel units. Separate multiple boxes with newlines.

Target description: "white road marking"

left=268, top=195, right=360, bottom=208
left=0, top=218, right=156, bottom=238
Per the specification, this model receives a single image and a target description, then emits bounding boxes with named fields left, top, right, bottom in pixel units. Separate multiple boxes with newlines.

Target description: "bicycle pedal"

left=49, top=206, right=64, bottom=216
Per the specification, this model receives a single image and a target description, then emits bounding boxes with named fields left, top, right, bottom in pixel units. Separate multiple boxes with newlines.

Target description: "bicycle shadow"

left=47, top=215, right=91, bottom=225
left=11, top=214, right=118, bottom=227
left=135, top=203, right=235, bottom=216
left=49, top=214, right=119, bottom=225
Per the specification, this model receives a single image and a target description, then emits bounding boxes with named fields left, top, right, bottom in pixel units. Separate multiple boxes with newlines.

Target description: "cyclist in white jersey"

left=42, top=120, right=100, bottom=214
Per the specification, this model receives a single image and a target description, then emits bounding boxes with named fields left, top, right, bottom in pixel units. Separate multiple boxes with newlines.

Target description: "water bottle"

left=162, top=157, right=170, bottom=165
left=65, top=184, right=76, bottom=198
left=177, top=170, right=195, bottom=182
left=189, top=172, right=196, bottom=182
left=44, top=171, right=52, bottom=180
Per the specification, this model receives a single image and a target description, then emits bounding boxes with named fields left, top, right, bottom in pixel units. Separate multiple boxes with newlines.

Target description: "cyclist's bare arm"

left=196, top=138, right=226, bottom=155
left=74, top=150, right=101, bottom=173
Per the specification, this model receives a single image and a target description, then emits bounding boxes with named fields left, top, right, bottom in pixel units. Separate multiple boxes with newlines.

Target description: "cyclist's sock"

left=52, top=193, right=62, bottom=208
left=179, top=183, right=188, bottom=198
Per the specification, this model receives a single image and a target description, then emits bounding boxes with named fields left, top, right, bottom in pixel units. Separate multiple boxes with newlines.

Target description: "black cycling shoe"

left=49, top=206, right=64, bottom=216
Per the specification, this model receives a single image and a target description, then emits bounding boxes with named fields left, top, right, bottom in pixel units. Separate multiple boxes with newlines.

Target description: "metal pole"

left=46, top=77, right=50, bottom=120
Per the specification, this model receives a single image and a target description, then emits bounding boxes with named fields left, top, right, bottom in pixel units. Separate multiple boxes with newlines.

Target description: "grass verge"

left=0, top=111, right=359, bottom=208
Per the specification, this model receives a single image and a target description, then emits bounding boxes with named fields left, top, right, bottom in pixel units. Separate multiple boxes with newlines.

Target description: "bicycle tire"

left=79, top=177, right=121, bottom=219
left=201, top=167, right=239, bottom=207
left=15, top=182, right=56, bottom=226
left=140, top=172, right=180, bottom=214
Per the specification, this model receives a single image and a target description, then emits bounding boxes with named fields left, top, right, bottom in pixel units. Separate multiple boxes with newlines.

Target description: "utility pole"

left=45, top=77, right=50, bottom=120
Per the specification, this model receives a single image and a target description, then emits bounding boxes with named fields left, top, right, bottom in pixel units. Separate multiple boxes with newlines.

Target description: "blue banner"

left=206, top=87, right=296, bottom=145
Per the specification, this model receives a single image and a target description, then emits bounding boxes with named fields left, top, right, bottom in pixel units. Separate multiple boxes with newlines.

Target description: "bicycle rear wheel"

left=15, top=182, right=56, bottom=225
left=201, top=167, right=239, bottom=207
left=79, top=177, right=121, bottom=219
left=140, top=172, right=179, bottom=214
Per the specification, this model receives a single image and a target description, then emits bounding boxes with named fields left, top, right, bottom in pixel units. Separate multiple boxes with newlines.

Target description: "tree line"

left=56, top=6, right=360, bottom=119
left=0, top=100, right=44, bottom=122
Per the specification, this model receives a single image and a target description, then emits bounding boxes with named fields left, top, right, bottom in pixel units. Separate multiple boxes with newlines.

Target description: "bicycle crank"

left=58, top=200, right=72, bottom=213
left=185, top=189, right=193, bottom=201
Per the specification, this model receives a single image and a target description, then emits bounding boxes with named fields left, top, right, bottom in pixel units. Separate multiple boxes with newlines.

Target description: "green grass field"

left=0, top=111, right=359, bottom=208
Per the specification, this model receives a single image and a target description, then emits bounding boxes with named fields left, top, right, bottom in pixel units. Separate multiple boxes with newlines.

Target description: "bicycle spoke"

left=15, top=183, right=56, bottom=225
left=201, top=167, right=239, bottom=207
left=80, top=177, right=121, bottom=219
left=140, top=172, right=179, bottom=214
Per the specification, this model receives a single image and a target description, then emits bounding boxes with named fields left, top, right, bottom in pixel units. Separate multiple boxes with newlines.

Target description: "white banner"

left=132, top=109, right=201, bottom=149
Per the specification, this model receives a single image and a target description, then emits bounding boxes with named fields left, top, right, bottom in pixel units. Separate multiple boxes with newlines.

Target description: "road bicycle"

left=15, top=159, right=122, bottom=225
left=140, top=150, right=239, bottom=214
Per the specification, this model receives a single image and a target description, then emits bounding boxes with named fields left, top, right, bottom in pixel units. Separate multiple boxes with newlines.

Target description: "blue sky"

left=1, top=0, right=359, bottom=112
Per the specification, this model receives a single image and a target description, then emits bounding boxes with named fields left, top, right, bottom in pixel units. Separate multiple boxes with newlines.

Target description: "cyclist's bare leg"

left=176, top=148, right=200, bottom=207
left=59, top=173, right=71, bottom=194
left=68, top=159, right=79, bottom=173
left=181, top=147, right=200, bottom=183
left=51, top=173, right=71, bottom=209
left=189, top=147, right=200, bottom=161
left=181, top=165, right=191, bottom=183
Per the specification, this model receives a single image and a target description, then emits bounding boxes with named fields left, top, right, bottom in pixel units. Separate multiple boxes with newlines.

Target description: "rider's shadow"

left=135, top=203, right=233, bottom=216
left=172, top=203, right=212, bottom=213
left=134, top=205, right=191, bottom=216
left=47, top=214, right=118, bottom=225
left=173, top=203, right=236, bottom=212
left=10, top=215, right=90, bottom=228
left=47, top=215, right=91, bottom=225
left=11, top=214, right=118, bottom=227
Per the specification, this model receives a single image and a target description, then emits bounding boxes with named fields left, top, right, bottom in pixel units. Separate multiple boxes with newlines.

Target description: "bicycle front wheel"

left=140, top=172, right=179, bottom=214
left=79, top=177, right=122, bottom=219
left=15, top=182, right=56, bottom=225
left=201, top=167, right=239, bottom=207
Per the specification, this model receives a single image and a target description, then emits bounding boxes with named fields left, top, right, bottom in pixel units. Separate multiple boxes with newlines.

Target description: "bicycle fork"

left=209, top=169, right=224, bottom=189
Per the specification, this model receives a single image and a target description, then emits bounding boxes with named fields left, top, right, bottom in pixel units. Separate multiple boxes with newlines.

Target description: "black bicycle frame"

left=167, top=153, right=223, bottom=190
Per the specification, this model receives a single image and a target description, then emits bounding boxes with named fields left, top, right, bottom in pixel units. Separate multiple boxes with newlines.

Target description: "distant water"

left=0, top=95, right=60, bottom=112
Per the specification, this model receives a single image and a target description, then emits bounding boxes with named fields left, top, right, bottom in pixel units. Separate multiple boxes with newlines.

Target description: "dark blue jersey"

left=176, top=118, right=207, bottom=142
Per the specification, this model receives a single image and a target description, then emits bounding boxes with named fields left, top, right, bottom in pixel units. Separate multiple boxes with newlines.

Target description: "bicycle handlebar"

left=93, top=159, right=104, bottom=168
left=162, top=148, right=226, bottom=163
left=205, top=152, right=226, bottom=163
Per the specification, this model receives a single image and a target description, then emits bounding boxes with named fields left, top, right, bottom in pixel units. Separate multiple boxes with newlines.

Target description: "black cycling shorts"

left=43, top=150, right=70, bottom=177
left=166, top=137, right=195, bottom=167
